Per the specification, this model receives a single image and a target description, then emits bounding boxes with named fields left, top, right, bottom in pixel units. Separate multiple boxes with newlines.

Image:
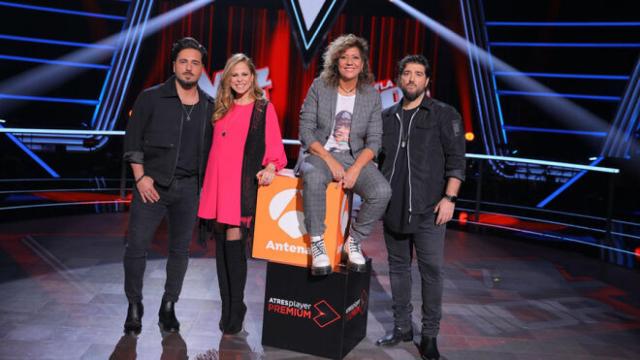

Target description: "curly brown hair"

left=320, top=34, right=374, bottom=89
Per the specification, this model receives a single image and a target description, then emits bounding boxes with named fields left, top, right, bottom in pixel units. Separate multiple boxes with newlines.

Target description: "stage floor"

left=1, top=212, right=639, bottom=359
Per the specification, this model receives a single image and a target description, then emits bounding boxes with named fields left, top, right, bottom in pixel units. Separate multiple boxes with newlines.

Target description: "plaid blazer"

left=295, top=77, right=382, bottom=170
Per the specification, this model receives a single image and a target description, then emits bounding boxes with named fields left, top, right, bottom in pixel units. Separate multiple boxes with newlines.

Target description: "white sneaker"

left=343, top=236, right=367, bottom=272
left=310, top=238, right=332, bottom=276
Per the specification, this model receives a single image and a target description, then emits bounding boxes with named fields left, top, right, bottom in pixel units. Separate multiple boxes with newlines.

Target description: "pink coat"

left=198, top=101, right=287, bottom=226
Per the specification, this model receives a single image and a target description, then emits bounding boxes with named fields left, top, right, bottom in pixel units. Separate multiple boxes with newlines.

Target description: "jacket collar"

left=393, top=93, right=433, bottom=115
left=159, top=75, right=214, bottom=103
left=159, top=76, right=179, bottom=97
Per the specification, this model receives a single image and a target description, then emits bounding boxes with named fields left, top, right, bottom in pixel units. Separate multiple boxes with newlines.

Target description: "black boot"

left=158, top=299, right=180, bottom=333
left=419, top=336, right=440, bottom=360
left=375, top=325, right=413, bottom=346
left=224, top=237, right=248, bottom=335
left=124, top=302, right=143, bottom=335
left=215, top=231, right=231, bottom=332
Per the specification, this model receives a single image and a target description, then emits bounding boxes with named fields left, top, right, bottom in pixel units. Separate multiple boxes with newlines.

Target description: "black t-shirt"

left=174, top=101, right=202, bottom=177
left=384, top=106, right=428, bottom=233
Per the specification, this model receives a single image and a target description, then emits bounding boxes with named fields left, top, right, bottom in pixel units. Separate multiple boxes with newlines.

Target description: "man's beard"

left=401, top=86, right=425, bottom=102
left=176, top=75, right=197, bottom=89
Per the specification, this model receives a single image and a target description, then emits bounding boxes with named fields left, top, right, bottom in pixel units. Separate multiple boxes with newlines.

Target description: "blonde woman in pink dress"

left=198, top=53, right=287, bottom=334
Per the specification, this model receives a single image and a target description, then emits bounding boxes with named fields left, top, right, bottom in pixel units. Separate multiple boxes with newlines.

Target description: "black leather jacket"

left=379, top=96, right=466, bottom=214
left=123, top=76, right=213, bottom=188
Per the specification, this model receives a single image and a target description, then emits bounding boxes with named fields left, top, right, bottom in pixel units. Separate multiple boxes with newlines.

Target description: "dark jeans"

left=383, top=212, right=446, bottom=337
left=124, top=176, right=199, bottom=303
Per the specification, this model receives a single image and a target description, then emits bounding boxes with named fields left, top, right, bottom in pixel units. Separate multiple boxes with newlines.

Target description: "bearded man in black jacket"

left=375, top=54, right=466, bottom=360
left=121, top=37, right=213, bottom=335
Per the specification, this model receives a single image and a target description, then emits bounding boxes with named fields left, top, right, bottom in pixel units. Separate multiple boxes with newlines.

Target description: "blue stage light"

left=486, top=21, right=640, bottom=27
left=0, top=54, right=110, bottom=70
left=0, top=34, right=117, bottom=50
left=490, top=42, right=640, bottom=48
left=504, top=126, right=608, bottom=137
left=0, top=1, right=126, bottom=20
left=494, top=71, right=629, bottom=81
left=498, top=90, right=621, bottom=102
left=0, top=124, right=60, bottom=177
left=0, top=94, right=98, bottom=106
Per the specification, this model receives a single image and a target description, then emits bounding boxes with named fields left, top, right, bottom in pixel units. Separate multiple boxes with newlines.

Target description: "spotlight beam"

left=0, top=0, right=214, bottom=114
left=0, top=0, right=214, bottom=176
left=389, top=0, right=612, bottom=139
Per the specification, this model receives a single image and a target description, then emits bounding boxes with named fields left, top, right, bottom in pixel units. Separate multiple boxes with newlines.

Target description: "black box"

left=261, top=260, right=372, bottom=359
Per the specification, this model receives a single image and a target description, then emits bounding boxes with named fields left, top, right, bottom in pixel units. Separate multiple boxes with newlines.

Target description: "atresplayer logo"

left=266, top=296, right=341, bottom=328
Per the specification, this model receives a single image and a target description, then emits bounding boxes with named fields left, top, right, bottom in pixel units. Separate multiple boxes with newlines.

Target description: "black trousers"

left=123, top=176, right=199, bottom=303
left=383, top=212, right=446, bottom=337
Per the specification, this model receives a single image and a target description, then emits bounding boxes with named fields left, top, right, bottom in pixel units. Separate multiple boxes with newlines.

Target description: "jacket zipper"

left=389, top=113, right=403, bottom=183
left=406, top=109, right=420, bottom=223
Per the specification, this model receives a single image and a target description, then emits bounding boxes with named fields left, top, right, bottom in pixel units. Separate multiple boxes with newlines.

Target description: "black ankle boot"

left=158, top=299, right=180, bottom=333
left=215, top=231, right=231, bottom=332
left=226, top=302, right=247, bottom=335
left=124, top=302, right=144, bottom=335
left=375, top=325, right=413, bottom=346
left=224, top=238, right=248, bottom=335
left=419, top=336, right=440, bottom=360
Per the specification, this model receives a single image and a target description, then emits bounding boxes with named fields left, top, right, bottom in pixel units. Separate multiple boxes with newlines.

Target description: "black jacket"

left=123, top=76, right=214, bottom=188
left=379, top=96, right=466, bottom=215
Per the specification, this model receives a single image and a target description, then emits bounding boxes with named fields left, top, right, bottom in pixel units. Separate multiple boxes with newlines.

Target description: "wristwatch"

left=443, top=194, right=458, bottom=203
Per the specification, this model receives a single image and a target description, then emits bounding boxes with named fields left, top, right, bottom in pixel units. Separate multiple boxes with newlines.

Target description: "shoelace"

left=348, top=239, right=362, bottom=254
left=311, top=240, right=326, bottom=257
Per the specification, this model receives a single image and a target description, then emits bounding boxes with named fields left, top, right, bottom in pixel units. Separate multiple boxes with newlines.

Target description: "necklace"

left=338, top=84, right=356, bottom=94
left=181, top=103, right=195, bottom=121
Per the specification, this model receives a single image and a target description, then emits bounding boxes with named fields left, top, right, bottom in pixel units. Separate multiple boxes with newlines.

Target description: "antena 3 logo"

left=270, top=189, right=306, bottom=239
left=264, top=188, right=350, bottom=254
left=252, top=176, right=350, bottom=266
left=265, top=189, right=309, bottom=254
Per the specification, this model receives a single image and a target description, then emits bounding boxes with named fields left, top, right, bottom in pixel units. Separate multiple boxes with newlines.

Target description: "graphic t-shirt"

left=324, top=93, right=355, bottom=153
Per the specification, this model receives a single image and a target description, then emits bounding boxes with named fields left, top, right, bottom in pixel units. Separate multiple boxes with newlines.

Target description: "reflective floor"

left=1, top=213, right=639, bottom=359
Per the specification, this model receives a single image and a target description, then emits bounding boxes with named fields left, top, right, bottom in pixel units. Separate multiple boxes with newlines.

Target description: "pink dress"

left=198, top=101, right=287, bottom=226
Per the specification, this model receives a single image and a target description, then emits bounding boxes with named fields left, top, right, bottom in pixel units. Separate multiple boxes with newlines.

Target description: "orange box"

left=252, top=170, right=350, bottom=270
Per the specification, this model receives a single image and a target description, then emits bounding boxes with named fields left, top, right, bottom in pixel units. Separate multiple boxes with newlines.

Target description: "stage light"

left=0, top=0, right=215, bottom=115
left=389, top=0, right=613, bottom=154
left=128, top=109, right=133, bottom=117
left=458, top=211, right=468, bottom=225
left=465, top=132, right=475, bottom=141
left=635, top=247, right=640, bottom=258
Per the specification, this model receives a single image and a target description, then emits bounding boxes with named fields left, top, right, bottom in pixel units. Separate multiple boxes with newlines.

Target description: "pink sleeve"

left=262, top=102, right=288, bottom=170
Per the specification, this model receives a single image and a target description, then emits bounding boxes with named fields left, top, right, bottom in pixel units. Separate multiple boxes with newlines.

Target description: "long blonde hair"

left=212, top=53, right=264, bottom=122
left=320, top=34, right=374, bottom=90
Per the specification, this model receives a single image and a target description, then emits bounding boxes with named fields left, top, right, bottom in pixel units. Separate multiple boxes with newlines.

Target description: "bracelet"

left=443, top=194, right=458, bottom=203
left=135, top=175, right=146, bottom=183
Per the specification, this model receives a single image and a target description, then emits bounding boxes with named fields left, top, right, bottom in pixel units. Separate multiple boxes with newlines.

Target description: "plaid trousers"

left=300, top=152, right=391, bottom=242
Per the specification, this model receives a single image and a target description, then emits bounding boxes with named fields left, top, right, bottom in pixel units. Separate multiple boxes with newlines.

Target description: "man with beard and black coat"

left=376, top=54, right=465, bottom=360
left=122, top=37, right=213, bottom=335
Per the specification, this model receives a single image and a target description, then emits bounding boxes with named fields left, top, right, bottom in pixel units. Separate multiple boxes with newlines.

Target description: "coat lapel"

left=352, top=86, right=362, bottom=128
left=329, top=84, right=338, bottom=125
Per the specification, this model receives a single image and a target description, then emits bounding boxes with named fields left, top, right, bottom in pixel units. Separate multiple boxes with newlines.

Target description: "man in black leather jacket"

left=376, top=54, right=465, bottom=360
left=121, top=37, right=213, bottom=335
